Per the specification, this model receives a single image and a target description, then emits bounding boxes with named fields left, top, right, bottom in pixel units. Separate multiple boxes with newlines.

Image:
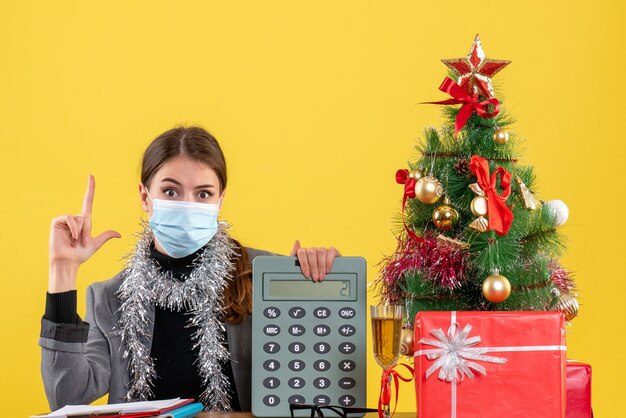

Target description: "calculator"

left=251, top=256, right=367, bottom=417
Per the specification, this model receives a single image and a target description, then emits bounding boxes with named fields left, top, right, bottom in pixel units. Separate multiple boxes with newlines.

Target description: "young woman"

left=40, top=126, right=340, bottom=412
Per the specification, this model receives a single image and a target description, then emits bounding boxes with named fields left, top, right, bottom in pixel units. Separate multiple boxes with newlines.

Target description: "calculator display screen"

left=264, top=274, right=356, bottom=300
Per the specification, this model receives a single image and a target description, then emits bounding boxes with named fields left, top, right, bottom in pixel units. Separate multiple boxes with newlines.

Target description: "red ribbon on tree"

left=378, top=363, right=414, bottom=418
left=395, top=169, right=424, bottom=243
left=424, top=77, right=501, bottom=136
left=469, top=155, right=514, bottom=236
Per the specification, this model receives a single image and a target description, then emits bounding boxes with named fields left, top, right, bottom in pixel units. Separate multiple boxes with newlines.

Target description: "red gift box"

left=414, top=311, right=566, bottom=418
left=566, top=361, right=593, bottom=418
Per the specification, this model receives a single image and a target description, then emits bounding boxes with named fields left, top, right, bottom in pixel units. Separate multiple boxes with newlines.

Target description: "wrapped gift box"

left=415, top=311, right=566, bottom=418
left=566, top=361, right=593, bottom=418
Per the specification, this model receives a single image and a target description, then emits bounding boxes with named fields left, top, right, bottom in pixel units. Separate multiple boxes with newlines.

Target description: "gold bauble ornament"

left=414, top=175, right=443, bottom=204
left=408, top=169, right=423, bottom=180
left=493, top=128, right=509, bottom=144
left=399, top=326, right=415, bottom=357
left=432, top=197, right=459, bottom=230
left=482, top=273, right=511, bottom=303
left=555, top=292, right=579, bottom=321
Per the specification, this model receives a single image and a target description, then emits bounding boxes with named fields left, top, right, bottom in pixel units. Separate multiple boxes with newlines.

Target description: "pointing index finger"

left=82, top=175, right=95, bottom=215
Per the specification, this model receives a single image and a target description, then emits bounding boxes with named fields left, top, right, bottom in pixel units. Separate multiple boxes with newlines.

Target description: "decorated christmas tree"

left=377, top=35, right=578, bottom=329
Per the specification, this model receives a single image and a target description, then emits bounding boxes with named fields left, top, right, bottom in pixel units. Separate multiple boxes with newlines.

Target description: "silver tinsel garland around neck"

left=114, top=220, right=237, bottom=411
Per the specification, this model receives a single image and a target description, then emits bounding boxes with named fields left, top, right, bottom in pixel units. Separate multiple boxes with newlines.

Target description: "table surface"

left=197, top=413, right=414, bottom=417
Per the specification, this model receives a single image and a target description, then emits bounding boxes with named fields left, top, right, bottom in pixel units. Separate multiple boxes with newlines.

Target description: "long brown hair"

left=141, top=125, right=252, bottom=324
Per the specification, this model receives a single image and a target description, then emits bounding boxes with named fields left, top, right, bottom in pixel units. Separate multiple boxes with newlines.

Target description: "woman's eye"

left=198, top=191, right=212, bottom=199
left=164, top=189, right=178, bottom=198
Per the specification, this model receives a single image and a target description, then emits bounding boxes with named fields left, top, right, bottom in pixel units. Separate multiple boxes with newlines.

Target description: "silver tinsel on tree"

left=114, top=221, right=237, bottom=411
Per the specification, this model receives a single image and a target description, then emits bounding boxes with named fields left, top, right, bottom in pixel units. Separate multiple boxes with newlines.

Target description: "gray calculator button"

left=289, top=307, right=306, bottom=318
left=338, top=324, right=356, bottom=337
left=289, top=324, right=306, bottom=336
left=338, top=307, right=356, bottom=319
left=313, top=359, right=331, bottom=371
left=288, top=359, right=306, bottom=371
left=288, top=342, right=306, bottom=354
left=263, top=324, right=281, bottom=336
left=263, top=395, right=280, bottom=407
left=313, top=377, right=331, bottom=389
left=338, top=377, right=356, bottom=389
left=288, top=377, right=306, bottom=389
left=288, top=395, right=306, bottom=405
left=263, top=377, right=280, bottom=389
left=313, top=395, right=330, bottom=406
left=339, top=359, right=356, bottom=372
left=313, top=342, right=331, bottom=354
left=313, top=325, right=331, bottom=336
left=314, top=307, right=331, bottom=319
left=263, top=307, right=281, bottom=318
left=263, top=359, right=280, bottom=371
left=263, top=342, right=280, bottom=353
left=339, top=395, right=356, bottom=407
left=338, top=342, right=356, bottom=354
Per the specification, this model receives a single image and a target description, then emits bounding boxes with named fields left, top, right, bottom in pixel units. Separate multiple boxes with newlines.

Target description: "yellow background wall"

left=1, top=1, right=623, bottom=416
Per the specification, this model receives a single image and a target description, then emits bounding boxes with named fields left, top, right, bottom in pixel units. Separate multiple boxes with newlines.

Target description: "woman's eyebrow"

left=160, top=177, right=182, bottom=186
left=195, top=184, right=216, bottom=189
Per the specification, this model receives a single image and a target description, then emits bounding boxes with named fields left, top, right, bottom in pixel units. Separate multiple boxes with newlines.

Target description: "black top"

left=44, top=243, right=240, bottom=410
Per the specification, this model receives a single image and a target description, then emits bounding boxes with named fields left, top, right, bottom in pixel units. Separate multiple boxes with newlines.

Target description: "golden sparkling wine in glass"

left=372, top=317, right=403, bottom=369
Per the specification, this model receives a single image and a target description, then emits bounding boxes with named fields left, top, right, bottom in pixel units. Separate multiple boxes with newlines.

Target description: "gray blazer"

left=39, top=247, right=275, bottom=411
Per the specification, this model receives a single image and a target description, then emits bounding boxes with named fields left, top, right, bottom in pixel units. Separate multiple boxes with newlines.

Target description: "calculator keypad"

left=257, top=307, right=364, bottom=412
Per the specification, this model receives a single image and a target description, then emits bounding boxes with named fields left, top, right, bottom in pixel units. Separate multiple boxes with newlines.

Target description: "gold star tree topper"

left=442, top=34, right=511, bottom=98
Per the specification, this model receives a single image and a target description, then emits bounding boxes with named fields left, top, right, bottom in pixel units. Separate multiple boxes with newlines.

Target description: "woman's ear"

left=138, top=183, right=150, bottom=213
left=218, top=189, right=226, bottom=211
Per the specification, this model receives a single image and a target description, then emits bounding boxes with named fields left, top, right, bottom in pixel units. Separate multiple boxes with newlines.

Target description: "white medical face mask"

left=146, top=190, right=221, bottom=258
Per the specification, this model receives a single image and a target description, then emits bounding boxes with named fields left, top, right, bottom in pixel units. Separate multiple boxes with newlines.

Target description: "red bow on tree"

left=395, top=169, right=424, bottom=243
left=470, top=155, right=514, bottom=236
left=425, top=77, right=500, bottom=136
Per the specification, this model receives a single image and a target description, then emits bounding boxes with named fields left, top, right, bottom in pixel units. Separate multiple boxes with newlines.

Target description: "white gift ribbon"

left=414, top=311, right=566, bottom=418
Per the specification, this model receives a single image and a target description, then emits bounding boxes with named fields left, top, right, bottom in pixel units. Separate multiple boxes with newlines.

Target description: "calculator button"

left=289, top=307, right=306, bottom=318
left=263, top=377, right=280, bottom=389
left=338, top=342, right=356, bottom=354
left=263, top=359, right=280, bottom=371
left=288, top=342, right=306, bottom=354
left=313, top=325, right=331, bottom=336
left=338, top=307, right=356, bottom=319
left=339, top=360, right=356, bottom=372
left=313, top=395, right=330, bottom=406
left=263, top=395, right=280, bottom=407
left=288, top=377, right=306, bottom=389
left=288, top=395, right=306, bottom=405
left=313, top=342, right=331, bottom=354
left=338, top=395, right=356, bottom=407
left=314, top=307, right=331, bottom=319
left=263, top=307, right=281, bottom=318
left=313, top=359, right=331, bottom=371
left=263, top=324, right=281, bottom=336
left=338, top=377, right=356, bottom=389
left=288, top=324, right=306, bottom=336
left=263, top=342, right=281, bottom=354
left=338, top=324, right=356, bottom=337
left=313, top=377, right=331, bottom=389
left=288, top=359, right=306, bottom=371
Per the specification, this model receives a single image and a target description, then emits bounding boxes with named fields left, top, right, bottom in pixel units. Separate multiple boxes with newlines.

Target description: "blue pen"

left=157, top=402, right=203, bottom=418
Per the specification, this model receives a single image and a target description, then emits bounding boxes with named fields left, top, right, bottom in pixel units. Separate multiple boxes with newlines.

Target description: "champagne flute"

left=370, top=305, right=404, bottom=418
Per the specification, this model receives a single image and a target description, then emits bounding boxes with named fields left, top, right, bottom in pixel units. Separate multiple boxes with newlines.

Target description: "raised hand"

left=48, top=175, right=121, bottom=292
left=290, top=240, right=341, bottom=282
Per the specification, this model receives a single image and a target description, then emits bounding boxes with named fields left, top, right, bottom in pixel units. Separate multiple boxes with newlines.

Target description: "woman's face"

left=139, top=154, right=224, bottom=217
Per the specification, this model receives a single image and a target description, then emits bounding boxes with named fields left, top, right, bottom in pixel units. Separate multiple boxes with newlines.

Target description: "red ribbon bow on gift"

left=395, top=169, right=424, bottom=243
left=378, top=363, right=414, bottom=418
left=425, top=77, right=501, bottom=136
left=469, top=155, right=514, bottom=236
